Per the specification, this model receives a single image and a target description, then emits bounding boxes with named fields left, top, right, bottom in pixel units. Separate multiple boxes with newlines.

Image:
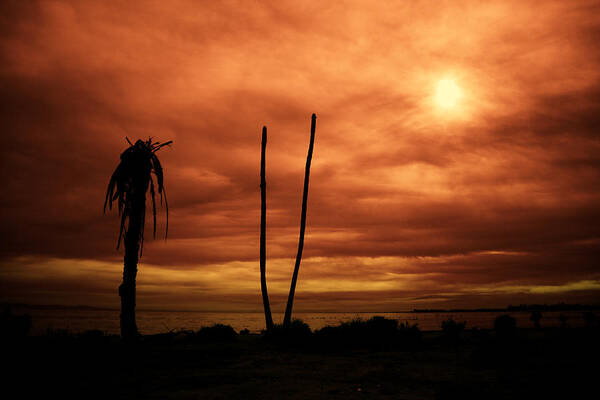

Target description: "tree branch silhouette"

left=284, top=113, right=316, bottom=327
left=260, top=126, right=274, bottom=331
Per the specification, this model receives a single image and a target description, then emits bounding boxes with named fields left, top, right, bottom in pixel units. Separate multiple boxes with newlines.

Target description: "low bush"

left=262, top=319, right=312, bottom=344
left=398, top=321, right=422, bottom=344
left=559, top=314, right=568, bottom=329
left=314, top=316, right=421, bottom=349
left=494, top=314, right=516, bottom=339
left=441, top=318, right=466, bottom=342
left=530, top=310, right=542, bottom=329
left=196, top=324, right=238, bottom=342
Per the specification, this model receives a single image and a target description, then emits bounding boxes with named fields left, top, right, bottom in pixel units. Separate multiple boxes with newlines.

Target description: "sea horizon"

left=6, top=301, right=599, bottom=314
left=7, top=303, right=594, bottom=336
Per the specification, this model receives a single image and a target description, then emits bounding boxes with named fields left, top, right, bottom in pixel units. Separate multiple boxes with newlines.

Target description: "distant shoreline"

left=5, top=302, right=600, bottom=314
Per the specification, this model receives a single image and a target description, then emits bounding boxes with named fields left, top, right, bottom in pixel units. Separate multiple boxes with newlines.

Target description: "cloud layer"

left=1, top=0, right=599, bottom=311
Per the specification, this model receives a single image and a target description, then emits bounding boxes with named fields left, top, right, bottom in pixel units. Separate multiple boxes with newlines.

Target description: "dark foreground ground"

left=4, top=326, right=599, bottom=399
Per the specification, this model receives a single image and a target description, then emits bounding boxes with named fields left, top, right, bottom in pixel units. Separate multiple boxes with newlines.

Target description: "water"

left=10, top=306, right=589, bottom=335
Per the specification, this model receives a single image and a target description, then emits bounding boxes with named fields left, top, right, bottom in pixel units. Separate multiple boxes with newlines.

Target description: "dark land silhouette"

left=3, top=311, right=599, bottom=399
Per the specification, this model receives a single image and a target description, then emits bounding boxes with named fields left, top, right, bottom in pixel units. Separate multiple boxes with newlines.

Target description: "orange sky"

left=1, top=0, right=599, bottom=312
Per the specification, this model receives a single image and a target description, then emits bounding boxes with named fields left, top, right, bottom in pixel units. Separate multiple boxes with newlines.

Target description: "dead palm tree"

left=104, top=138, right=171, bottom=341
left=283, top=113, right=316, bottom=327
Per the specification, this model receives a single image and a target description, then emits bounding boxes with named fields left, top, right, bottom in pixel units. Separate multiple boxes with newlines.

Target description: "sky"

left=1, top=0, right=599, bottom=313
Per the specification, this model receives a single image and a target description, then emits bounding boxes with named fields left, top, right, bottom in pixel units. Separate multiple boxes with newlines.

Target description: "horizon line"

left=5, top=302, right=600, bottom=314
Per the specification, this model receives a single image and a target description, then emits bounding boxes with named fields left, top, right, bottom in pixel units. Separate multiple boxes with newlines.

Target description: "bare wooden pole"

left=260, top=126, right=274, bottom=330
left=283, top=113, right=316, bottom=327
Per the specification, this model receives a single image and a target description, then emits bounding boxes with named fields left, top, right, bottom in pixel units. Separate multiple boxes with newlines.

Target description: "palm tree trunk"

left=120, top=195, right=144, bottom=341
left=260, top=126, right=274, bottom=330
left=283, top=113, right=316, bottom=327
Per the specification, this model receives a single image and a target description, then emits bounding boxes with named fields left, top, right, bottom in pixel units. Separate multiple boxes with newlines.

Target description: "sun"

left=435, top=78, right=462, bottom=109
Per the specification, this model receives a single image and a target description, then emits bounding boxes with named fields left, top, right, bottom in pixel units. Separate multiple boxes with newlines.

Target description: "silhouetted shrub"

left=315, top=318, right=371, bottom=346
left=441, top=318, right=466, bottom=342
left=196, top=324, right=238, bottom=342
left=367, top=315, right=398, bottom=329
left=366, top=316, right=398, bottom=341
left=530, top=310, right=542, bottom=329
left=0, top=308, right=31, bottom=339
left=314, top=316, right=420, bottom=349
left=239, top=328, right=250, bottom=335
left=398, top=321, right=422, bottom=345
left=263, top=319, right=312, bottom=344
left=494, top=314, right=516, bottom=339
left=336, top=317, right=397, bottom=342
left=559, top=314, right=568, bottom=329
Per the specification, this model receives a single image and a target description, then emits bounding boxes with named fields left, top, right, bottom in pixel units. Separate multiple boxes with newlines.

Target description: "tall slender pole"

left=283, top=113, right=316, bottom=327
left=260, top=126, right=274, bottom=330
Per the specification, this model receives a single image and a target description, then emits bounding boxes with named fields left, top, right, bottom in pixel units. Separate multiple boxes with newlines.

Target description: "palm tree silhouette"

left=104, top=138, right=171, bottom=341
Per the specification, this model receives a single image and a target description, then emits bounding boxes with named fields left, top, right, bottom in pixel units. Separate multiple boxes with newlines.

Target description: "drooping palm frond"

left=104, top=138, right=171, bottom=254
left=149, top=176, right=157, bottom=238
left=150, top=152, right=169, bottom=237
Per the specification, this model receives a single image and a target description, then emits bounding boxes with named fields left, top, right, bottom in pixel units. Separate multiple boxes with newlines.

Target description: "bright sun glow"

left=435, top=78, right=462, bottom=109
